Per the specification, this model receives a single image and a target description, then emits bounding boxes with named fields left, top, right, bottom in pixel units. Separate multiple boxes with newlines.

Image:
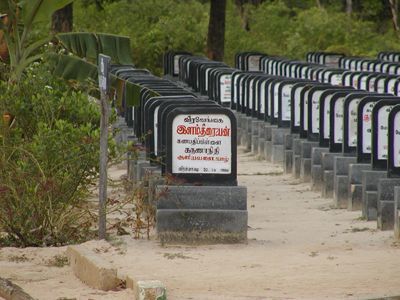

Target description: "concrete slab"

left=394, top=187, right=400, bottom=239
left=362, top=170, right=387, bottom=220
left=156, top=209, right=248, bottom=244
left=377, top=178, right=400, bottom=231
left=155, top=185, right=247, bottom=210
left=67, top=242, right=121, bottom=291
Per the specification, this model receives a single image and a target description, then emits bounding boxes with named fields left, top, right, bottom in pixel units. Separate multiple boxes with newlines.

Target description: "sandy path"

left=99, top=148, right=400, bottom=299
left=1, top=147, right=400, bottom=299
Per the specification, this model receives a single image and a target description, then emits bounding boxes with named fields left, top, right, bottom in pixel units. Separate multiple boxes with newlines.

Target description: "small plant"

left=8, top=254, right=30, bottom=263
left=45, top=254, right=69, bottom=268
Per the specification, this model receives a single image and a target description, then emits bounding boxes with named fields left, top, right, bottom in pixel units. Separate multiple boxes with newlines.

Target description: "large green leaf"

left=19, top=0, right=74, bottom=26
left=97, top=33, right=133, bottom=65
left=125, top=80, right=142, bottom=107
left=58, top=32, right=99, bottom=61
left=49, top=53, right=98, bottom=82
left=49, top=53, right=143, bottom=107
left=57, top=32, right=133, bottom=65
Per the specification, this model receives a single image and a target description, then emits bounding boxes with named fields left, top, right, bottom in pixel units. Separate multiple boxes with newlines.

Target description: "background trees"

left=70, top=0, right=400, bottom=75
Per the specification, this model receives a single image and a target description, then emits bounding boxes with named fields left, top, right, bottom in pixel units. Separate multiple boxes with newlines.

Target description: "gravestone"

left=157, top=106, right=247, bottom=243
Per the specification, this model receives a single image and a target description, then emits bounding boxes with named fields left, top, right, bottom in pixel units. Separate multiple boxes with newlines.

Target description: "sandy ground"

left=1, top=146, right=400, bottom=299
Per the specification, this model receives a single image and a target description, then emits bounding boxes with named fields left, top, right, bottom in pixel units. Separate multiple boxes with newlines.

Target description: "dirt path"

left=1, top=147, right=400, bottom=299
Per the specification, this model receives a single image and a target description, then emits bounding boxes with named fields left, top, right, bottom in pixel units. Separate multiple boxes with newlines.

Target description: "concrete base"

left=333, top=175, right=349, bottom=208
left=157, top=210, right=248, bottom=244
left=292, top=138, right=303, bottom=178
left=128, top=150, right=147, bottom=181
left=365, top=191, right=378, bottom=220
left=272, top=145, right=284, bottom=164
left=299, top=141, right=319, bottom=182
left=348, top=164, right=372, bottom=211
left=377, top=178, right=400, bottom=231
left=322, top=170, right=334, bottom=198
left=258, top=138, right=266, bottom=160
left=293, top=155, right=301, bottom=178
left=300, top=158, right=312, bottom=182
left=156, top=185, right=248, bottom=244
left=237, top=128, right=242, bottom=145
left=362, top=170, right=387, bottom=220
left=284, top=150, right=293, bottom=174
left=284, top=133, right=298, bottom=151
left=264, top=124, right=277, bottom=142
left=134, top=280, right=167, bottom=300
left=311, top=165, right=323, bottom=191
left=348, top=184, right=363, bottom=211
left=321, top=153, right=341, bottom=198
left=271, top=128, right=290, bottom=145
left=333, top=156, right=357, bottom=209
left=264, top=141, right=273, bottom=162
left=251, top=134, right=259, bottom=155
left=394, top=187, right=400, bottom=239
left=67, top=242, right=121, bottom=291
left=241, top=117, right=253, bottom=152
left=311, top=147, right=329, bottom=191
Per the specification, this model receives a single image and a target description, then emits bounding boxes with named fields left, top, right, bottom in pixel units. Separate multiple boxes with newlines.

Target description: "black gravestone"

left=165, top=107, right=237, bottom=186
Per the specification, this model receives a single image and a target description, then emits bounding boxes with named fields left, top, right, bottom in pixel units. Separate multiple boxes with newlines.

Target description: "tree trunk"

left=316, top=0, right=322, bottom=8
left=235, top=0, right=249, bottom=31
left=51, top=3, right=73, bottom=33
left=0, top=15, right=9, bottom=63
left=346, top=0, right=352, bottom=15
left=207, top=0, right=226, bottom=61
left=389, top=0, right=400, bottom=32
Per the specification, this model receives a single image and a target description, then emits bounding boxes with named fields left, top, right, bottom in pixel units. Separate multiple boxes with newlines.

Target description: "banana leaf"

left=49, top=53, right=143, bottom=107
left=57, top=32, right=133, bottom=65
left=19, top=0, right=74, bottom=26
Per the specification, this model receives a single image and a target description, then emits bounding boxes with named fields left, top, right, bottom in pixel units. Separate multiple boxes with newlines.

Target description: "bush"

left=74, top=0, right=208, bottom=75
left=0, top=62, right=101, bottom=247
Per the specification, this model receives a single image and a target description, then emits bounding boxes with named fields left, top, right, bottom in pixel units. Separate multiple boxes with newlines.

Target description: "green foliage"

left=74, top=0, right=208, bottom=75
left=0, top=62, right=100, bottom=247
left=0, top=0, right=74, bottom=82
left=74, top=0, right=400, bottom=72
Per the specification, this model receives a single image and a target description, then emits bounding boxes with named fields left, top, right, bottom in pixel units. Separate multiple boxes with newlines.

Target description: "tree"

left=0, top=0, right=74, bottom=82
left=52, top=3, right=73, bottom=33
left=206, top=0, right=226, bottom=61
left=345, top=0, right=352, bottom=15
left=389, top=0, right=399, bottom=32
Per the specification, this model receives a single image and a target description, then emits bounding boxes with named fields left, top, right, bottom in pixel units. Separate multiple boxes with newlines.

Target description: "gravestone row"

left=112, top=52, right=248, bottom=243
left=378, top=51, right=400, bottom=63
left=338, top=57, right=400, bottom=76
left=185, top=50, right=400, bottom=236
left=306, top=52, right=345, bottom=68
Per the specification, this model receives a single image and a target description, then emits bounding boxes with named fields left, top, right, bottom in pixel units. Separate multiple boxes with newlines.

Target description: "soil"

left=1, top=147, right=400, bottom=299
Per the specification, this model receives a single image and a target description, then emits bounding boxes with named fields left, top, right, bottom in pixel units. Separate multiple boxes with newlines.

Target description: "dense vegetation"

left=0, top=62, right=101, bottom=246
left=75, top=0, right=400, bottom=75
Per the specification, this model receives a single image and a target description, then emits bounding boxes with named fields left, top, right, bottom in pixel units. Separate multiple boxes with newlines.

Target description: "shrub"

left=0, top=62, right=101, bottom=246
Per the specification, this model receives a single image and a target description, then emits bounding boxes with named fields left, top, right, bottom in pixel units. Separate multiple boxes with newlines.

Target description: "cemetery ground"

left=1, top=146, right=400, bottom=300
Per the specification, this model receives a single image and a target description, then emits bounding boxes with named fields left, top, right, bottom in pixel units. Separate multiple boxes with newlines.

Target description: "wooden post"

left=98, top=54, right=111, bottom=240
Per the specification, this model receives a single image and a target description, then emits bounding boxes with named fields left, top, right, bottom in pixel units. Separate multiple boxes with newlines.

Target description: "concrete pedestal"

left=377, top=178, right=400, bottom=231
left=292, top=138, right=303, bottom=178
left=347, top=164, right=371, bottom=211
left=251, top=120, right=263, bottom=155
left=156, top=185, right=248, bottom=244
left=394, top=187, right=400, bottom=239
left=241, top=117, right=253, bottom=152
left=311, top=147, right=329, bottom=191
left=321, top=153, right=341, bottom=198
left=333, top=156, right=357, bottom=209
left=300, top=141, right=319, bottom=182
left=362, top=170, right=387, bottom=220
